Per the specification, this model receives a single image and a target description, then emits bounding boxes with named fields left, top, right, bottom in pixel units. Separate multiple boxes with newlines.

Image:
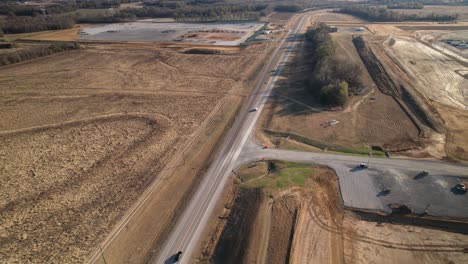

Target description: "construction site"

left=197, top=9, right=468, bottom=264
left=198, top=161, right=468, bottom=263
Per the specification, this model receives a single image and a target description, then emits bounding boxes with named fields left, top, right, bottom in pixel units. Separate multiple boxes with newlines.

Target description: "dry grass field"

left=0, top=41, right=268, bottom=263
left=260, top=10, right=468, bottom=161
left=260, top=12, right=420, bottom=155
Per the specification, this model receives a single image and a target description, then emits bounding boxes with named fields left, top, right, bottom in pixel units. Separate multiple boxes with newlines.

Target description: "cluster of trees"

left=305, top=26, right=362, bottom=106
left=0, top=42, right=80, bottom=66
left=338, top=6, right=458, bottom=22
left=1, top=15, right=75, bottom=34
left=387, top=2, right=424, bottom=9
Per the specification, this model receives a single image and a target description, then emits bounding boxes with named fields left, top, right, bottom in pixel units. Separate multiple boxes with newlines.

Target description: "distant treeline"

left=305, top=25, right=362, bottom=107
left=0, top=1, right=138, bottom=16
left=0, top=42, right=80, bottom=66
left=387, top=2, right=424, bottom=9
left=273, top=4, right=302, bottom=12
left=338, top=6, right=458, bottom=21
left=374, top=0, right=466, bottom=5
left=1, top=15, right=75, bottom=34
left=0, top=0, right=303, bottom=33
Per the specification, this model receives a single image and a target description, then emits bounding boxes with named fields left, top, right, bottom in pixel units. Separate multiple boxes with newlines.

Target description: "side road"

left=239, top=139, right=468, bottom=219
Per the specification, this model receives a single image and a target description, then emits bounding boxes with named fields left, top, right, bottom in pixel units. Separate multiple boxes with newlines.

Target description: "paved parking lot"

left=239, top=142, right=468, bottom=219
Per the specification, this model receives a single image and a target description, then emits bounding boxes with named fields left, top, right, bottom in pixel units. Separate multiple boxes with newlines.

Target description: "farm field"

left=0, top=40, right=268, bottom=263
left=197, top=161, right=468, bottom=263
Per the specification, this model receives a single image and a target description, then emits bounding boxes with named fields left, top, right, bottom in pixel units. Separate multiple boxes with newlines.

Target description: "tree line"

left=0, top=42, right=80, bottom=66
left=1, top=15, right=76, bottom=34
left=338, top=6, right=458, bottom=22
left=305, top=25, right=363, bottom=107
left=387, top=2, right=424, bottom=9
left=0, top=0, right=306, bottom=34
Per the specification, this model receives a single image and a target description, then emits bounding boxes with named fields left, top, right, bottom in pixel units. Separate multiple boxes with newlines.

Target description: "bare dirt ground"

left=0, top=40, right=268, bottom=263
left=361, top=21, right=468, bottom=161
left=384, top=36, right=467, bottom=110
left=23, top=25, right=91, bottom=41
left=259, top=12, right=421, bottom=156
left=196, top=161, right=334, bottom=264
left=197, top=161, right=468, bottom=264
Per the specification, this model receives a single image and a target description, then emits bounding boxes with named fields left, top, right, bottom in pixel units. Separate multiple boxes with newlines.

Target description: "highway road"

left=153, top=13, right=311, bottom=264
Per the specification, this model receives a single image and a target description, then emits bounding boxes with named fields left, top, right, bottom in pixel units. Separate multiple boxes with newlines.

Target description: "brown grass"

left=260, top=14, right=420, bottom=154
left=0, top=41, right=266, bottom=263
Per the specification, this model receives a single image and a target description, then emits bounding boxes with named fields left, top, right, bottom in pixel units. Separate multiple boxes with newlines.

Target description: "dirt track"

left=0, top=41, right=266, bottom=263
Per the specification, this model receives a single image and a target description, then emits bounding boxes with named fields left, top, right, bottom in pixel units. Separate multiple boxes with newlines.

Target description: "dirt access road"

left=153, top=13, right=311, bottom=264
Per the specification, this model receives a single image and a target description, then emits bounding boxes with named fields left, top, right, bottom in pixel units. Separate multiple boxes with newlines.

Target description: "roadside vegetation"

left=305, top=25, right=363, bottom=107
left=238, top=161, right=315, bottom=190
left=338, top=5, right=458, bottom=21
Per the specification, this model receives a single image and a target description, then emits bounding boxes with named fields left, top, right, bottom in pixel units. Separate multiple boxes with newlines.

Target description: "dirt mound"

left=199, top=160, right=468, bottom=264
left=267, top=195, right=299, bottom=264
left=211, top=188, right=263, bottom=264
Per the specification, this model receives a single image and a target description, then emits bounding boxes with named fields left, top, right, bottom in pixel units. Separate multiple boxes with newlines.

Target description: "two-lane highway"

left=153, top=13, right=311, bottom=264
